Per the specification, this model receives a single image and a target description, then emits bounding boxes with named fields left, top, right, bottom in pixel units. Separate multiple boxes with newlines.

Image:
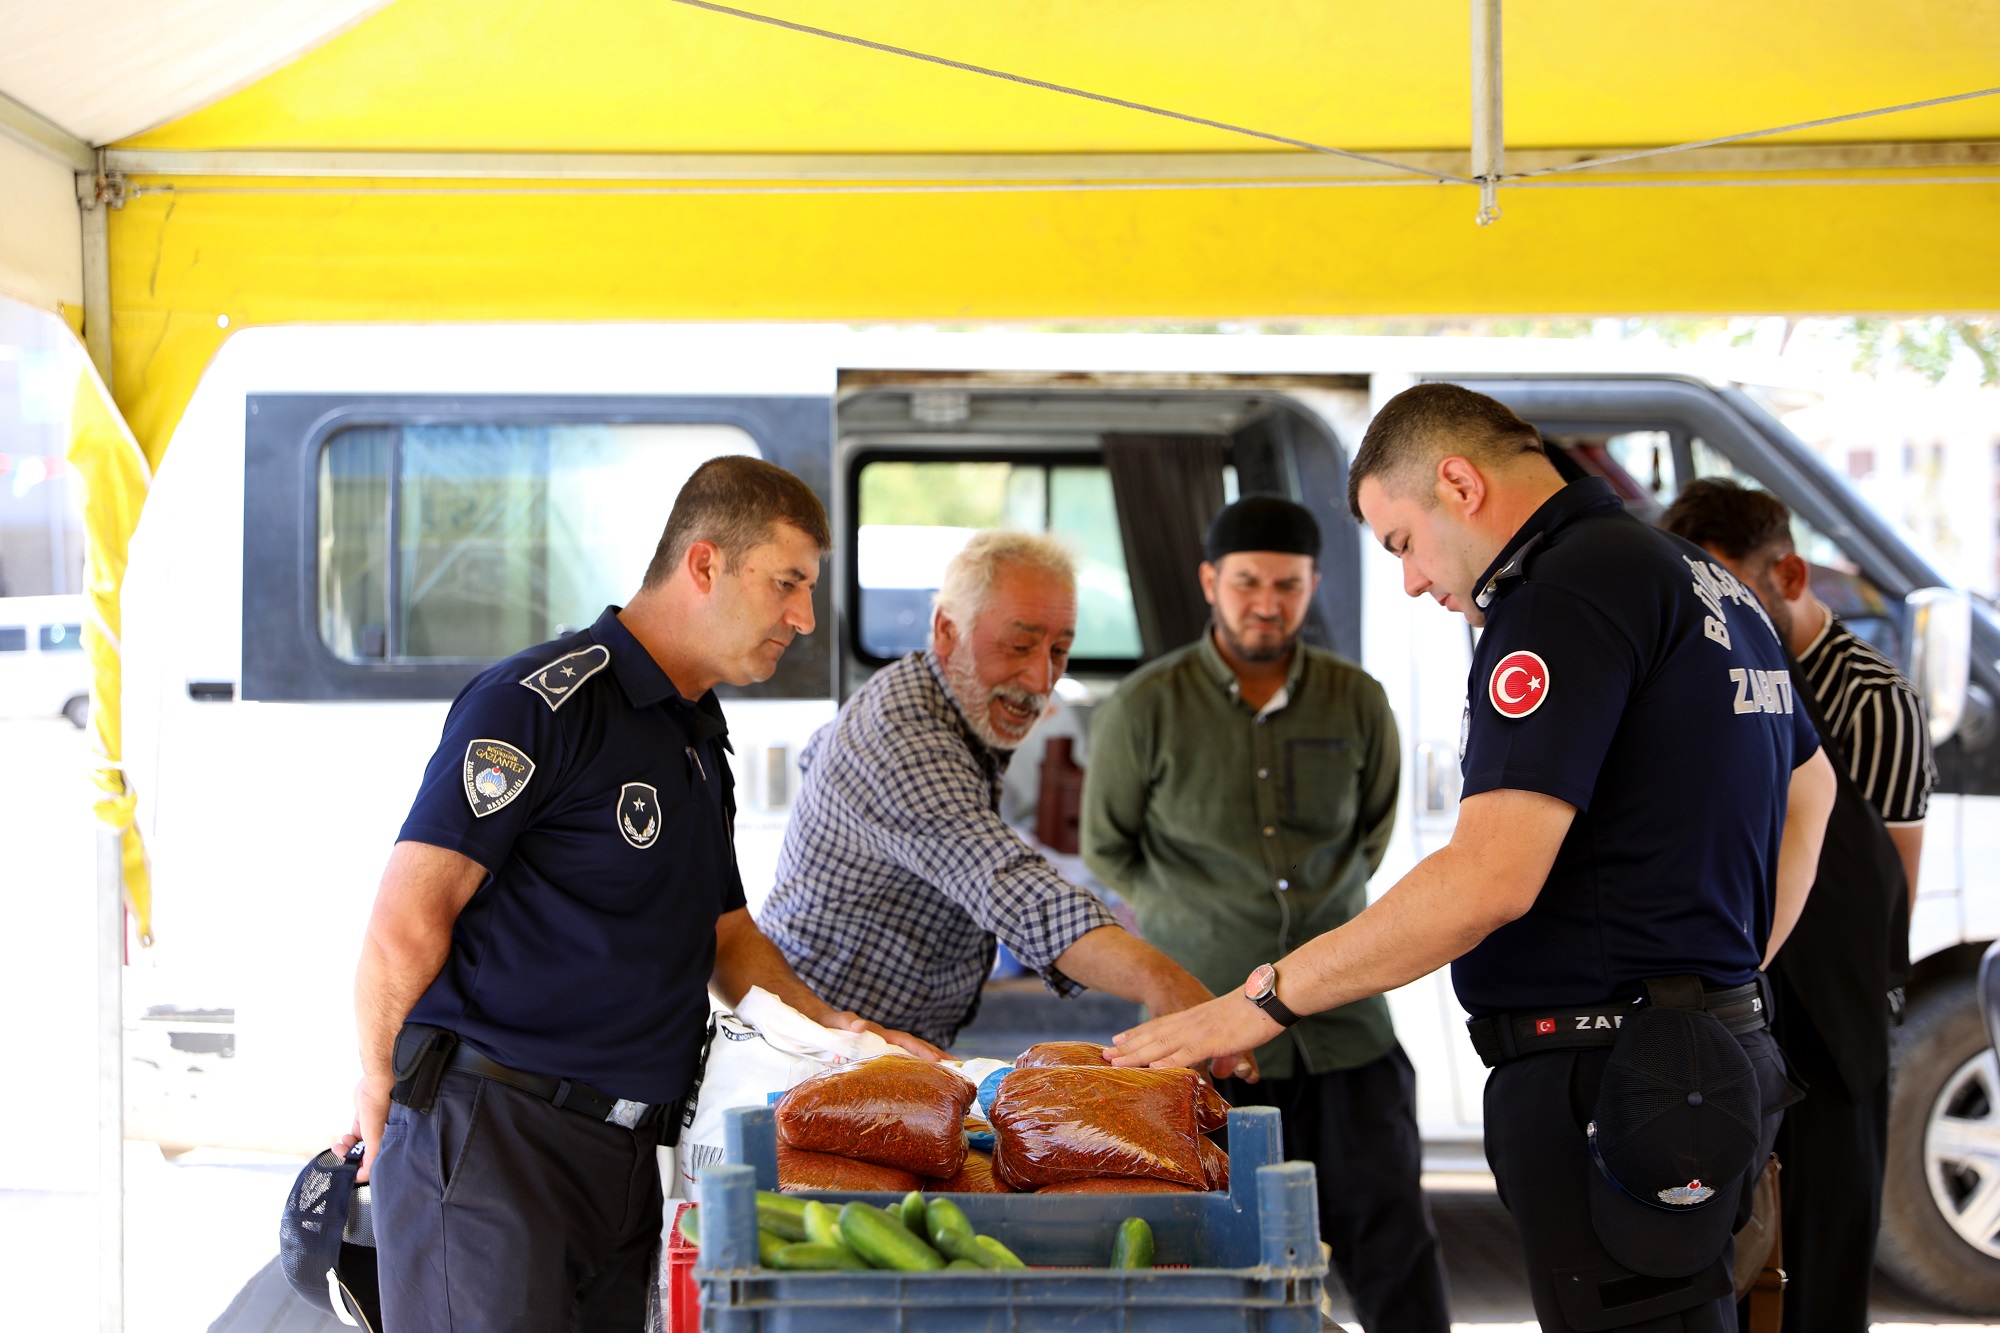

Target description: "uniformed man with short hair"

left=1110, top=383, right=1839, bottom=1332
left=341, top=456, right=939, bottom=1331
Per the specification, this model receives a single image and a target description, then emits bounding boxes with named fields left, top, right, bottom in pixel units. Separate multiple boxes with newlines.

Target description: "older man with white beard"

left=758, top=530, right=1251, bottom=1068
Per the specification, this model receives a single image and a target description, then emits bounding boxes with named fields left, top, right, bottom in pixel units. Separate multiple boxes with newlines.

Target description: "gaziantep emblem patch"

left=1488, top=650, right=1551, bottom=719
left=618, top=782, right=661, bottom=849
left=1657, top=1179, right=1716, bottom=1206
left=463, top=739, right=535, bottom=818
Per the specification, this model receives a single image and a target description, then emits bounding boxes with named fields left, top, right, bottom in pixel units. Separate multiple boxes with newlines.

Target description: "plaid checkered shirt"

left=757, top=650, right=1118, bottom=1046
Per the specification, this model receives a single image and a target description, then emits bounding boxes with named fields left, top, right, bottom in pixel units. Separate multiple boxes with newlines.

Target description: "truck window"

left=38, top=623, right=81, bottom=651
left=854, top=458, right=1142, bottom=663
left=0, top=627, right=24, bottom=652
left=1687, top=437, right=1908, bottom=663
left=317, top=422, right=758, bottom=663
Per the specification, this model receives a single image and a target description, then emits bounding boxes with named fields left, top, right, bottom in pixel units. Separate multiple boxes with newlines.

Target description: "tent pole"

left=97, top=826, right=125, bottom=1332
left=77, top=154, right=117, bottom=390
left=1471, top=0, right=1503, bottom=224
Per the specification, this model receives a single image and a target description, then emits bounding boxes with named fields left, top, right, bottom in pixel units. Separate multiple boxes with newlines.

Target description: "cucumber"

left=676, top=1206, right=700, bottom=1246
left=1110, top=1217, right=1154, bottom=1269
left=973, top=1234, right=1026, bottom=1270
left=945, top=1258, right=985, bottom=1270
left=899, top=1190, right=929, bottom=1235
left=756, top=1200, right=809, bottom=1242
left=757, top=1190, right=808, bottom=1219
left=839, top=1201, right=947, bottom=1271
left=924, top=1198, right=988, bottom=1265
left=757, top=1230, right=788, bottom=1267
left=770, top=1241, right=869, bottom=1271
left=802, top=1200, right=843, bottom=1249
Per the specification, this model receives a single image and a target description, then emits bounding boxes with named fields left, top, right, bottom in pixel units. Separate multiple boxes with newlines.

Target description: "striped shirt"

left=1798, top=613, right=1936, bottom=825
left=757, top=651, right=1118, bottom=1047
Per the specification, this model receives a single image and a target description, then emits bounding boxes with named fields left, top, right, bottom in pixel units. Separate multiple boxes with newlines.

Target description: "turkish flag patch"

left=1534, top=1018, right=1557, bottom=1035
left=1488, top=650, right=1551, bottom=719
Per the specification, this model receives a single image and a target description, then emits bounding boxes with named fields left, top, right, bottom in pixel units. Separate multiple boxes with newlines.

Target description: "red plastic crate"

left=667, top=1201, right=701, bottom=1332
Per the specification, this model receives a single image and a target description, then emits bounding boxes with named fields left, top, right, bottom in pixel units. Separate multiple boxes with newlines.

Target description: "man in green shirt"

left=1081, top=496, right=1449, bottom=1333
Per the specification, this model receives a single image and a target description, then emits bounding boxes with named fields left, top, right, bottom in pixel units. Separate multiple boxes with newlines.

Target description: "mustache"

left=990, top=685, right=1049, bottom=716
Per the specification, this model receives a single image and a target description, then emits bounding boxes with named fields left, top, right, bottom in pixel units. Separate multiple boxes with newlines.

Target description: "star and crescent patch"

left=1487, top=649, right=1551, bottom=720
left=519, top=644, right=610, bottom=712
left=463, top=739, right=535, bottom=817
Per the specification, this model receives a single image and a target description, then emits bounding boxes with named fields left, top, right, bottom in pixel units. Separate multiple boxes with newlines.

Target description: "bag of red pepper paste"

left=989, top=1066, right=1209, bottom=1192
left=927, top=1149, right=1011, bottom=1193
left=775, top=1055, right=974, bottom=1179
left=1200, top=1135, right=1230, bottom=1191
left=1035, top=1176, right=1199, bottom=1195
left=1013, top=1041, right=1112, bottom=1068
left=776, top=1144, right=921, bottom=1193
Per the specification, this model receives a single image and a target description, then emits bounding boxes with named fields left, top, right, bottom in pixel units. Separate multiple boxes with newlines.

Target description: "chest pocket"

left=1282, top=737, right=1360, bottom=836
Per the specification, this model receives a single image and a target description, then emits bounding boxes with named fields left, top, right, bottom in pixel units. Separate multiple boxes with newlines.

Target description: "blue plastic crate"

left=694, top=1103, right=1326, bottom=1332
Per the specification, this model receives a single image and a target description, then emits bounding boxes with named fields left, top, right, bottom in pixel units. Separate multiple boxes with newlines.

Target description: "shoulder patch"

left=1488, top=650, right=1551, bottom=719
left=463, top=739, right=536, bottom=817
left=519, top=644, right=611, bottom=711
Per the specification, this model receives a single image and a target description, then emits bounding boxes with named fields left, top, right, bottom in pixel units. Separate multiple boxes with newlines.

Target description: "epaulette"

left=519, top=643, right=611, bottom=712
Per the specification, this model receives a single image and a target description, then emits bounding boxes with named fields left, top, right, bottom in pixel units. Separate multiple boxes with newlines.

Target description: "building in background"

left=0, top=299, right=84, bottom=599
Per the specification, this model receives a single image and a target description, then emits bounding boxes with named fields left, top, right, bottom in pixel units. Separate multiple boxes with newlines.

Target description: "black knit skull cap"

left=1204, top=495, right=1322, bottom=563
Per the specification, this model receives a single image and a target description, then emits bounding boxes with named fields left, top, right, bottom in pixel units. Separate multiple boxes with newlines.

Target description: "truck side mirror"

left=1906, top=586, right=1972, bottom=747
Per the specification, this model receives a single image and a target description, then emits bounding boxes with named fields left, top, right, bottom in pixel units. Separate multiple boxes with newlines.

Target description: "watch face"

left=1246, top=964, right=1276, bottom=1001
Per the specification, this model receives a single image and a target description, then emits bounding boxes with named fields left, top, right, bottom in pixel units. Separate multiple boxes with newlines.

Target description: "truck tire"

left=1877, top=977, right=2000, bottom=1313
left=63, top=695, right=89, bottom=729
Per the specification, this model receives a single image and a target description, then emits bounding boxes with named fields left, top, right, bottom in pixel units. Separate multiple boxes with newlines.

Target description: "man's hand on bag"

left=821, top=1009, right=950, bottom=1061
left=336, top=1074, right=394, bottom=1183
left=1148, top=972, right=1262, bottom=1084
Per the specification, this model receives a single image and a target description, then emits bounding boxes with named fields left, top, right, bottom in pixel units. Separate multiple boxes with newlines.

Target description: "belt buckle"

left=607, top=1098, right=648, bottom=1129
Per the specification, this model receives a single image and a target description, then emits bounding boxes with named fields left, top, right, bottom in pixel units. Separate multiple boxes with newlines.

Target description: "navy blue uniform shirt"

left=1451, top=478, right=1820, bottom=1015
left=399, top=606, right=744, bottom=1104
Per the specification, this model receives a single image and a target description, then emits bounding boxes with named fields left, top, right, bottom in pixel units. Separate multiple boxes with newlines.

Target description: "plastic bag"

left=929, top=1149, right=1010, bottom=1193
left=776, top=1054, right=976, bottom=1179
left=1014, top=1041, right=1112, bottom=1068
left=676, top=988, right=905, bottom=1195
left=1035, top=1177, right=1199, bottom=1195
left=1194, top=1080, right=1230, bottom=1134
left=777, top=1144, right=922, bottom=1193
left=1200, top=1135, right=1230, bottom=1191
left=989, top=1066, right=1209, bottom=1192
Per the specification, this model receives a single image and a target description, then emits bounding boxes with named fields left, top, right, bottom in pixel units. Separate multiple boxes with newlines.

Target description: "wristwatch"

left=1244, top=963, right=1302, bottom=1028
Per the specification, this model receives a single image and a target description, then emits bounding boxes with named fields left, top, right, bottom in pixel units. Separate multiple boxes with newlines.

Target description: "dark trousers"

left=1484, top=1028, right=1792, bottom=1333
left=1750, top=988, right=1888, bottom=1333
left=1222, top=1043, right=1452, bottom=1333
left=373, top=1070, right=665, bottom=1332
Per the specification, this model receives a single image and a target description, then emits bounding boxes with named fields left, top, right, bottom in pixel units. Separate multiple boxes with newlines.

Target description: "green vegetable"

left=900, top=1190, right=929, bottom=1235
left=757, top=1190, right=807, bottom=1218
left=802, top=1200, right=844, bottom=1249
left=839, top=1201, right=947, bottom=1271
left=973, top=1234, right=1026, bottom=1270
left=945, top=1258, right=985, bottom=1270
left=924, top=1197, right=987, bottom=1264
left=1110, top=1217, right=1154, bottom=1269
left=756, top=1200, right=809, bottom=1242
left=676, top=1206, right=700, bottom=1246
left=758, top=1230, right=788, bottom=1267
left=771, top=1242, right=869, bottom=1271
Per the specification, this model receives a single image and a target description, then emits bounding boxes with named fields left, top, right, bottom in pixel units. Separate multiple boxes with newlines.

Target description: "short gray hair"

left=933, top=530, right=1077, bottom=629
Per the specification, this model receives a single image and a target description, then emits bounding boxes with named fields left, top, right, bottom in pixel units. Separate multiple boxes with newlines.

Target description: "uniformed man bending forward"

left=339, top=457, right=939, bottom=1332
left=1110, top=384, right=1837, bottom=1333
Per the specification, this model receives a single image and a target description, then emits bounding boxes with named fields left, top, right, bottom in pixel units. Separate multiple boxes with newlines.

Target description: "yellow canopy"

left=1, top=0, right=1996, bottom=936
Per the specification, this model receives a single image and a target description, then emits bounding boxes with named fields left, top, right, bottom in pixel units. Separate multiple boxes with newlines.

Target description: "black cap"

left=1585, top=1007, right=1762, bottom=1279
left=1204, top=496, right=1321, bottom=564
left=278, top=1144, right=382, bottom=1331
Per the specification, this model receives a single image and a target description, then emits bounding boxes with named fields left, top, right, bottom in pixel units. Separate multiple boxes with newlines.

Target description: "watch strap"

left=1252, top=988, right=1302, bottom=1029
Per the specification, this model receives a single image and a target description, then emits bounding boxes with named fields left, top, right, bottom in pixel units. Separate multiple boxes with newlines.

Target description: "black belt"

left=447, top=1044, right=673, bottom=1131
left=1467, top=977, right=1770, bottom=1069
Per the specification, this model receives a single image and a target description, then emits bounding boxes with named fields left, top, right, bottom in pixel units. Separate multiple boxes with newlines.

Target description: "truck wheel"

left=63, top=695, right=89, bottom=729
left=1878, top=977, right=2000, bottom=1313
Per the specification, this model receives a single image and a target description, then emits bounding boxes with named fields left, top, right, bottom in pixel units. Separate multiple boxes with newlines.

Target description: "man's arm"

left=1889, top=825, right=1925, bottom=916
left=1765, top=749, right=1836, bottom=966
left=712, top=908, right=947, bottom=1061
left=1355, top=678, right=1403, bottom=877
left=1106, top=788, right=1573, bottom=1070
left=342, top=841, right=488, bottom=1180
left=1054, top=925, right=1255, bottom=1080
